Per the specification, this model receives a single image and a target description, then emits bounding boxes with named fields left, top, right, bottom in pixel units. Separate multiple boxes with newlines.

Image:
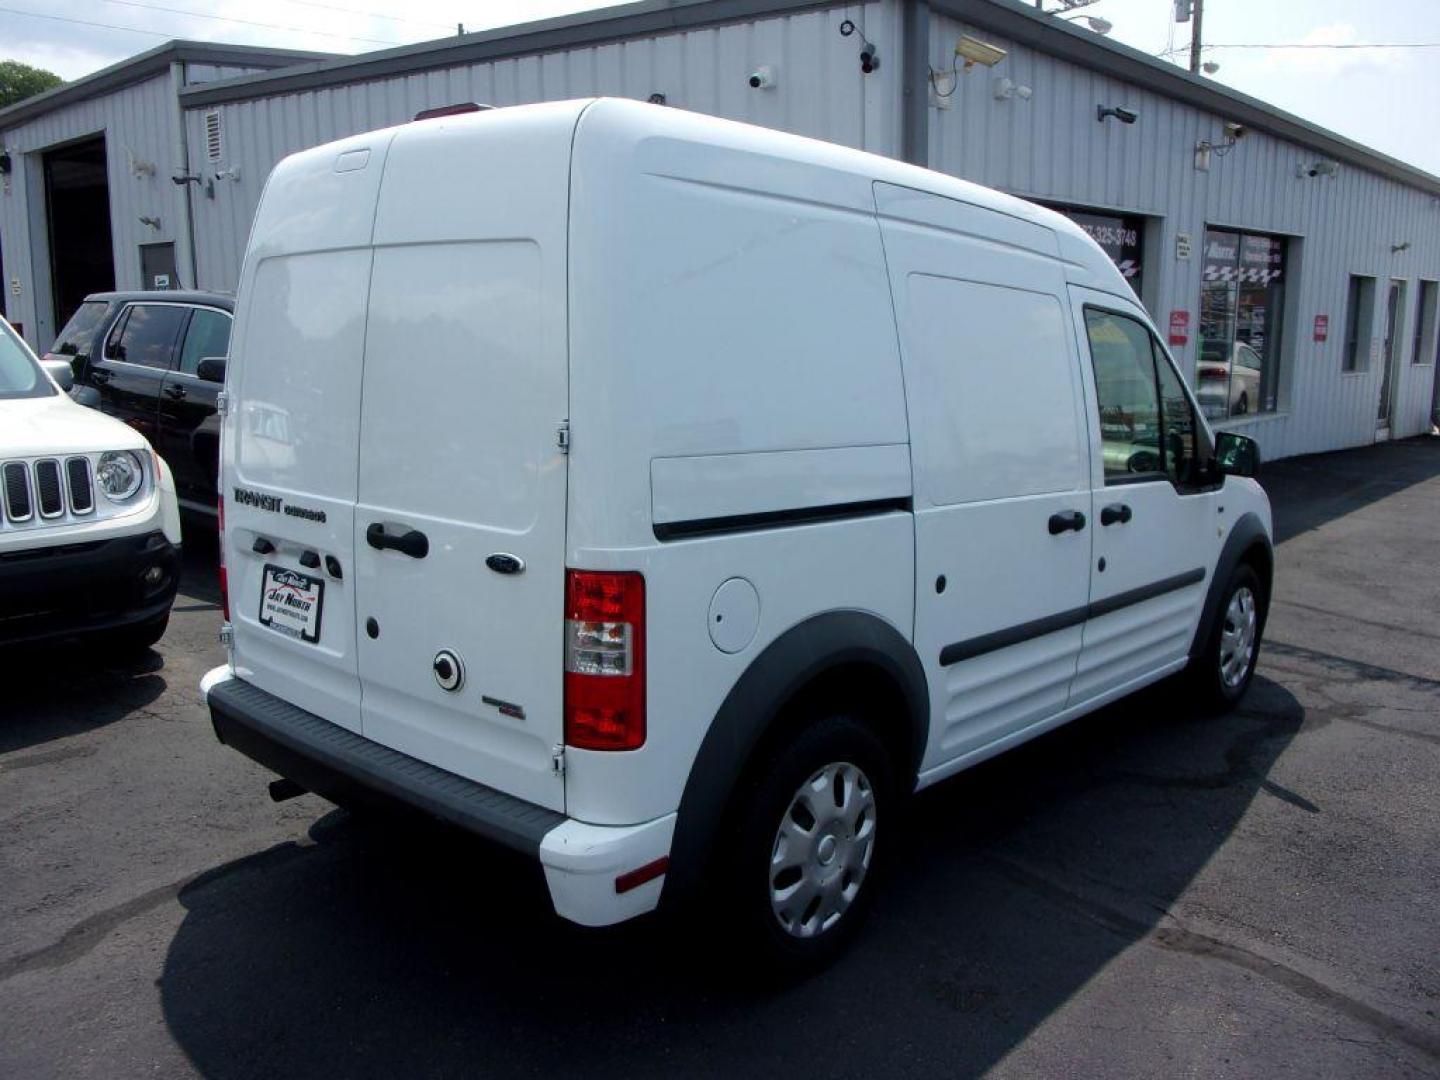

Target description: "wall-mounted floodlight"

left=1097, top=105, right=1138, bottom=124
left=955, top=35, right=1007, bottom=69
left=1063, top=15, right=1112, bottom=34
left=993, top=76, right=1032, bottom=101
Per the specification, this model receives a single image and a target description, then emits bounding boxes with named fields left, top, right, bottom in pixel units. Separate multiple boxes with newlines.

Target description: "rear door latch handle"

left=1048, top=510, right=1087, bottom=535
left=366, top=522, right=429, bottom=559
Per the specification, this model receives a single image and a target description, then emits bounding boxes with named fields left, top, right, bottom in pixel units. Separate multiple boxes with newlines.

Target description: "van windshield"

left=0, top=320, right=55, bottom=400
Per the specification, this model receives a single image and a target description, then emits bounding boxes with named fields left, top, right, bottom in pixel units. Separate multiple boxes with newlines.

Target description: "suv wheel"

left=719, top=713, right=895, bottom=976
left=1193, top=564, right=1264, bottom=710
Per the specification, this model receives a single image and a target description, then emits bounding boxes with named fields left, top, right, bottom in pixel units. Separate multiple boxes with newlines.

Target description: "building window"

left=1198, top=229, right=1287, bottom=418
left=1413, top=280, right=1438, bottom=366
left=1343, top=275, right=1376, bottom=373
left=1043, top=204, right=1146, bottom=300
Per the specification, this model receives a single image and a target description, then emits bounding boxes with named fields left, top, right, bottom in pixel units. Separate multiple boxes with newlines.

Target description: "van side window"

left=1084, top=309, right=1164, bottom=483
left=1154, top=344, right=1201, bottom=487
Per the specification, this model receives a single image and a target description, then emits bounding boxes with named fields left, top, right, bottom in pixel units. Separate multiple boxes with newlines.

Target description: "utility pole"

left=1188, top=0, right=1205, bottom=74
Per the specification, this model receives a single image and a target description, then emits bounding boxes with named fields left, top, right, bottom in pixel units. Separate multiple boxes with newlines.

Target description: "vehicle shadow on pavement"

left=1, top=647, right=167, bottom=755
left=158, top=674, right=1303, bottom=1079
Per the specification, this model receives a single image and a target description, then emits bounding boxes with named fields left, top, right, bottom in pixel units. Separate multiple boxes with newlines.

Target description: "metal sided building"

left=0, top=41, right=331, bottom=348
left=6, top=0, right=1440, bottom=460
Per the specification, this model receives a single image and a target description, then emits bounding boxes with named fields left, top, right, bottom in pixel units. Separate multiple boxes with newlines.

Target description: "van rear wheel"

left=717, top=713, right=894, bottom=976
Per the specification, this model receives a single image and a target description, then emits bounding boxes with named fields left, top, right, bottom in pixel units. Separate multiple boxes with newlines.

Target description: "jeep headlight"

left=96, top=450, right=145, bottom=502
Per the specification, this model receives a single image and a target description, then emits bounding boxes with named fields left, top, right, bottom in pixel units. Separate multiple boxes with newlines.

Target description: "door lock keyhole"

left=433, top=650, right=464, bottom=692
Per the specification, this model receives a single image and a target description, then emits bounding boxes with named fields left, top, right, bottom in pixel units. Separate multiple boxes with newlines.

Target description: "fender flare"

left=662, top=610, right=929, bottom=903
left=1188, top=510, right=1273, bottom=660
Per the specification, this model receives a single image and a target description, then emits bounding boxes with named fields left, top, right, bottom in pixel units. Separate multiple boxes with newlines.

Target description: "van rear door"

left=225, top=131, right=396, bottom=732
left=352, top=106, right=579, bottom=812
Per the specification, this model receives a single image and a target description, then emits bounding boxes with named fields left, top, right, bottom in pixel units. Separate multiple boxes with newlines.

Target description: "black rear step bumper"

left=206, top=676, right=565, bottom=856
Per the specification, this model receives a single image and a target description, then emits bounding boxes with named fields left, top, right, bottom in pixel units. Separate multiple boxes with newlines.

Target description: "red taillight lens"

left=217, top=495, right=229, bottom=622
left=564, top=569, right=645, bottom=751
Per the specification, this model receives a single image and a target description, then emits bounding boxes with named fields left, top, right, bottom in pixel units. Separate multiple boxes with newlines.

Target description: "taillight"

left=564, top=569, right=645, bottom=751
left=218, top=495, right=229, bottom=622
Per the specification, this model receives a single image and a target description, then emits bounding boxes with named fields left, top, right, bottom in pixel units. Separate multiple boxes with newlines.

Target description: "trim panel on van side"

left=938, top=567, right=1206, bottom=666
left=653, top=497, right=911, bottom=542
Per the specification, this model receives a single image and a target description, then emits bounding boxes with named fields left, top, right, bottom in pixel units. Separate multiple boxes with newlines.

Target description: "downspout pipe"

left=900, top=0, right=931, bottom=168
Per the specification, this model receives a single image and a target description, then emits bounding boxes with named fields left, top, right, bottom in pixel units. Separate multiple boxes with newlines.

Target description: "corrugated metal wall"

left=928, top=10, right=1440, bottom=456
left=183, top=2, right=895, bottom=291
left=0, top=73, right=179, bottom=349
left=0, top=62, right=278, bottom=349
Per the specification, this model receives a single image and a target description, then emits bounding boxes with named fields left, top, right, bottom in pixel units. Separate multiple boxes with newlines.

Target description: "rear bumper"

left=202, top=669, right=674, bottom=927
left=0, top=530, right=179, bottom=646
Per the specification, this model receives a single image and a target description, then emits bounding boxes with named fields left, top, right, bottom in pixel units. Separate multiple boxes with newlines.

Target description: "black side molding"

left=653, top=497, right=910, bottom=542
left=940, top=567, right=1207, bottom=667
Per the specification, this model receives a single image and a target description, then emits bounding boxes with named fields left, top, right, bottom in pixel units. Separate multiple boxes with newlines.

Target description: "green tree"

left=0, top=60, right=63, bottom=110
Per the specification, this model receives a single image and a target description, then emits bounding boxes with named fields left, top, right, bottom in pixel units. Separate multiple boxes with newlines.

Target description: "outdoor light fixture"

left=1097, top=105, right=1138, bottom=124
left=955, top=35, right=1007, bottom=69
left=1064, top=15, right=1112, bottom=34
left=1297, top=159, right=1340, bottom=178
left=993, top=76, right=1033, bottom=101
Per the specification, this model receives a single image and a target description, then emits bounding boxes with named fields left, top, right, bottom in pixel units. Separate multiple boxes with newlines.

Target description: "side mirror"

left=1214, top=431, right=1260, bottom=479
left=41, top=358, right=74, bottom=392
left=195, top=355, right=228, bottom=383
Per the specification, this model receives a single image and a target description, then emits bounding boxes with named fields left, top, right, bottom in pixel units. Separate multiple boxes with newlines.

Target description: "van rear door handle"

left=1100, top=503, right=1133, bottom=526
left=1048, top=510, right=1086, bottom=535
left=366, top=522, right=429, bottom=559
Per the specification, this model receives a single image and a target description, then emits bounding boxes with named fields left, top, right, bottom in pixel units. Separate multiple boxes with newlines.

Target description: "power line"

left=92, top=0, right=404, bottom=46
left=282, top=0, right=455, bottom=32
left=0, top=5, right=170, bottom=37
left=1162, top=41, right=1440, bottom=55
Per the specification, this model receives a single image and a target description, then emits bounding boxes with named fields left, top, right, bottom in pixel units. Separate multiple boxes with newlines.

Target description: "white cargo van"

left=202, top=98, right=1271, bottom=968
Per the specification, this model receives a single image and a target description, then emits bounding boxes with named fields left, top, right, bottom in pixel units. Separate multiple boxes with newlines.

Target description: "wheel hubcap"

left=769, top=761, right=876, bottom=939
left=1219, top=585, right=1258, bottom=688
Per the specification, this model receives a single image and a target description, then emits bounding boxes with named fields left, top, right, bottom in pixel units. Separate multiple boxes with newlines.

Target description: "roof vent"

left=204, top=111, right=223, bottom=163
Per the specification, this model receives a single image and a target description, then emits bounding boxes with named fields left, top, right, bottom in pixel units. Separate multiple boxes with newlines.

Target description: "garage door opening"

left=44, top=136, right=115, bottom=333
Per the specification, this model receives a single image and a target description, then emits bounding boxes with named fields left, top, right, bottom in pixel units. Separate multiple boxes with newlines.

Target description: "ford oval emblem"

left=485, top=553, right=524, bottom=575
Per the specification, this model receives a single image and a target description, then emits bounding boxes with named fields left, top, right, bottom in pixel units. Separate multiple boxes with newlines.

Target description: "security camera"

left=860, top=43, right=880, bottom=74
left=1097, top=105, right=1138, bottom=124
left=1223, top=121, right=1247, bottom=139
left=747, top=65, right=777, bottom=90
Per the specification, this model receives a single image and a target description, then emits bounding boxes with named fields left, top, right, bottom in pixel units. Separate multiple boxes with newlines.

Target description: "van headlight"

left=96, top=450, right=145, bottom=502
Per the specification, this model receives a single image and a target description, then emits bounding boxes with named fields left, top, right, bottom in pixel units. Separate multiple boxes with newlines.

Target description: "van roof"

left=559, top=98, right=1131, bottom=296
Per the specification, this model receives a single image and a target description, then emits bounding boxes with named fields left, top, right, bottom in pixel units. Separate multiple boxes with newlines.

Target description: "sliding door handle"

left=1100, top=503, right=1133, bottom=526
left=366, top=522, right=429, bottom=559
left=1048, top=510, right=1087, bottom=535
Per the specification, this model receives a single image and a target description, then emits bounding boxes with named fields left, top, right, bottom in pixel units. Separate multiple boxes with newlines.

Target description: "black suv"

left=47, top=291, right=232, bottom=516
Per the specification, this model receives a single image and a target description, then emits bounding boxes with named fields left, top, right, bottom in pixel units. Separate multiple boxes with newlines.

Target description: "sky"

left=2, top=0, right=1438, bottom=175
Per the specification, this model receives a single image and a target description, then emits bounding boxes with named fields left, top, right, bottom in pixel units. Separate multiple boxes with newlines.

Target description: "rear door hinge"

left=215, top=391, right=230, bottom=416
left=551, top=744, right=566, bottom=777
left=556, top=420, right=570, bottom=455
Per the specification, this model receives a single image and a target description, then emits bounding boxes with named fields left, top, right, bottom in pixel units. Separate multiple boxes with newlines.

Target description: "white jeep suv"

left=0, top=315, right=182, bottom=650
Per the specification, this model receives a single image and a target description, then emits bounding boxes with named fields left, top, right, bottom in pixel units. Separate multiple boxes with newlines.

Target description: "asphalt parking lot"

left=3, top=437, right=1439, bottom=1079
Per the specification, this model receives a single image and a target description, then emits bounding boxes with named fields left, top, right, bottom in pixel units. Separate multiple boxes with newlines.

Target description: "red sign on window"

left=1313, top=314, right=1329, bottom=342
left=1168, top=310, right=1190, bottom=346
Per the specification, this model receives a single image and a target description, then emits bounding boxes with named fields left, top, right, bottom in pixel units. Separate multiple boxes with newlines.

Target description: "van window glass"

left=51, top=301, right=110, bottom=357
left=108, top=304, right=186, bottom=370
left=1154, top=345, right=1200, bottom=487
left=1084, top=309, right=1163, bottom=483
left=178, top=308, right=232, bottom=376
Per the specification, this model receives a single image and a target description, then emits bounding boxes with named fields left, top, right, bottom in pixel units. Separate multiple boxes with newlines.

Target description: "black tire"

left=1191, top=563, right=1265, bottom=711
left=104, top=612, right=170, bottom=654
left=713, top=712, right=897, bottom=978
